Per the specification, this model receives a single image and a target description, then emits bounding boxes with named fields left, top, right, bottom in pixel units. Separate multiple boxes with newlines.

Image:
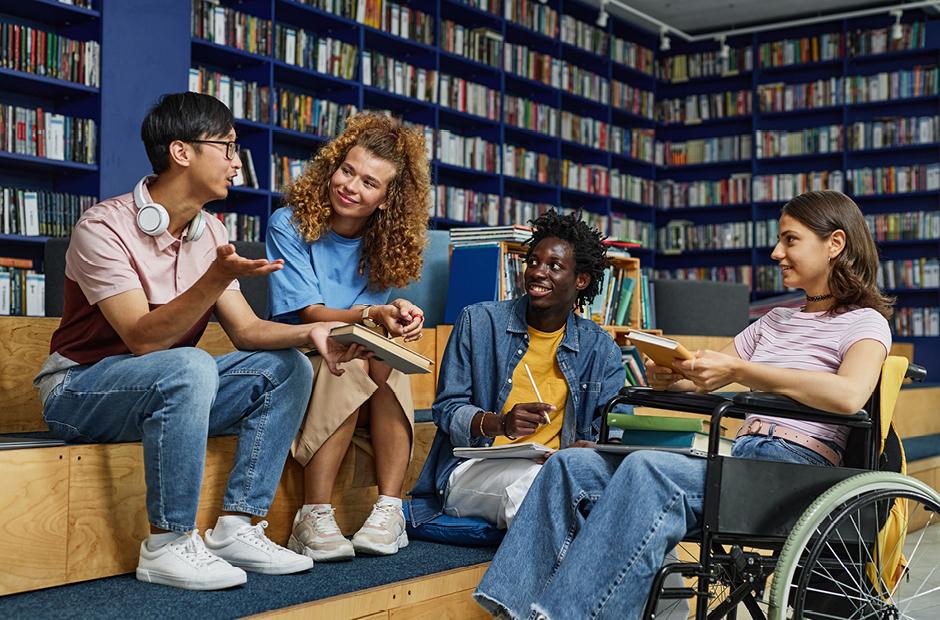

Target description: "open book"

left=626, top=331, right=694, bottom=368
left=453, top=442, right=552, bottom=460
left=313, top=324, right=433, bottom=375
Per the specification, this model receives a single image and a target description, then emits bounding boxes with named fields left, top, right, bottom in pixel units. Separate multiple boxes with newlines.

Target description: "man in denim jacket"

left=408, top=210, right=627, bottom=530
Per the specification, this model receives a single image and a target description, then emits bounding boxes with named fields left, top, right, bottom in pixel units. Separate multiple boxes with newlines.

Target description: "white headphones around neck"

left=133, top=176, right=206, bottom=242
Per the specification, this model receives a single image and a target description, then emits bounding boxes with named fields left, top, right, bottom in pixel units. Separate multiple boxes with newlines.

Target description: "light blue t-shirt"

left=266, top=207, right=390, bottom=323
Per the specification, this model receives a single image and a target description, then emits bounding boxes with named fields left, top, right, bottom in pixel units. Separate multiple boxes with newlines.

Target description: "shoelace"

left=170, top=530, right=218, bottom=568
left=235, top=520, right=284, bottom=553
left=362, top=503, right=400, bottom=530
left=307, top=509, right=342, bottom=537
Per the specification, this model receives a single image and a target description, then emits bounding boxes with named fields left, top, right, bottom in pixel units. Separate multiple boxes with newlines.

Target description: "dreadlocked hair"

left=284, top=113, right=430, bottom=290
left=526, top=209, right=609, bottom=308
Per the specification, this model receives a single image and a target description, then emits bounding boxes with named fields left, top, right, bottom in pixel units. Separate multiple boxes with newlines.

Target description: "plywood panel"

left=435, top=325, right=453, bottom=386
left=403, top=331, right=437, bottom=410
left=67, top=443, right=148, bottom=581
left=892, top=388, right=940, bottom=439
left=195, top=322, right=235, bottom=356
left=0, top=316, right=58, bottom=433
left=0, top=447, right=69, bottom=595
left=390, top=588, right=489, bottom=620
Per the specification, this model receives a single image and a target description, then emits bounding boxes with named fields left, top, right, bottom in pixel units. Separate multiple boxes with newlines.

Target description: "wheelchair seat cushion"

left=403, top=503, right=504, bottom=547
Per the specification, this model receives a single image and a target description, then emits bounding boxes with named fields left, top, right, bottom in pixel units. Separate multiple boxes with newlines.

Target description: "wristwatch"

left=361, top=305, right=380, bottom=329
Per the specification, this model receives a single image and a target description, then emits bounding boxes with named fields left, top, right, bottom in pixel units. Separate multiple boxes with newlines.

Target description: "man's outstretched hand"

left=211, top=244, right=284, bottom=281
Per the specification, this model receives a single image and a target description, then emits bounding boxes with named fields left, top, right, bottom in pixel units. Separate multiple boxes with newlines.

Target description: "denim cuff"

left=449, top=404, right=484, bottom=447
left=222, top=501, right=269, bottom=518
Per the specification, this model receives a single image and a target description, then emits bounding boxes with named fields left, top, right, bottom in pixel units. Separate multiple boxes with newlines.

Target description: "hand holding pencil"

left=523, top=363, right=553, bottom=425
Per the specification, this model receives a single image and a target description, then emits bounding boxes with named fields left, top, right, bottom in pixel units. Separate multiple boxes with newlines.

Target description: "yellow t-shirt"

left=493, top=324, right=569, bottom=450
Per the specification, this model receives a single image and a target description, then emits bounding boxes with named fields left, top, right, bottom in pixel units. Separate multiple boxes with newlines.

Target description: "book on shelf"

left=626, top=331, right=693, bottom=368
left=595, top=431, right=733, bottom=458
left=453, top=442, right=552, bottom=460
left=232, top=149, right=258, bottom=189
left=620, top=346, right=647, bottom=387
left=449, top=225, right=533, bottom=246
left=316, top=324, right=432, bottom=375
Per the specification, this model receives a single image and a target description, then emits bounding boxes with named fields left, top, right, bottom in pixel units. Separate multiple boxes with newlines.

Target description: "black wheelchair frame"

left=598, top=362, right=928, bottom=620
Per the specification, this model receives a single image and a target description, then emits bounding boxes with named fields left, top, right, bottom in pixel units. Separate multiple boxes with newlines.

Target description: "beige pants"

left=291, top=356, right=415, bottom=467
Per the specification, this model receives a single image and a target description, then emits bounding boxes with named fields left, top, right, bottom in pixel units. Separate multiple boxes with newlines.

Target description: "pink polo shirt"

left=48, top=179, right=239, bottom=365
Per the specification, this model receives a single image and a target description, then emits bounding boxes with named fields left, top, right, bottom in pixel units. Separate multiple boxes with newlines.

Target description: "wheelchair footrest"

left=658, top=587, right=696, bottom=599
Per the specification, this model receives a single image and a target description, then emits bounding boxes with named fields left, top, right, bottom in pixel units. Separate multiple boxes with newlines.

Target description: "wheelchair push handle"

left=906, top=362, right=927, bottom=383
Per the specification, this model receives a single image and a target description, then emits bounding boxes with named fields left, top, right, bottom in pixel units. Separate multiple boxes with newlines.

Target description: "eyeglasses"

left=188, top=139, right=239, bottom=160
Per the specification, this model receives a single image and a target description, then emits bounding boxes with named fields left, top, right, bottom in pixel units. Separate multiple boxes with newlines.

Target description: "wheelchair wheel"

left=769, top=472, right=940, bottom=620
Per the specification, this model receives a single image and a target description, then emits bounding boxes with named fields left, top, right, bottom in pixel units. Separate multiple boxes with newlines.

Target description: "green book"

left=606, top=414, right=704, bottom=433
left=614, top=277, right=636, bottom=326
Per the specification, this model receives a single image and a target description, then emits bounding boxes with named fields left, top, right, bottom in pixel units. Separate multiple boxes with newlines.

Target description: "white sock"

left=377, top=495, right=402, bottom=509
left=213, top=514, right=252, bottom=538
left=301, top=503, right=332, bottom=517
left=146, top=531, right=182, bottom=551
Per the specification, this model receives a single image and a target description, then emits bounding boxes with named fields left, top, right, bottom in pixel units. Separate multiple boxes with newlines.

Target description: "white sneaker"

left=136, top=531, right=247, bottom=590
left=351, top=502, right=409, bottom=556
left=204, top=520, right=313, bottom=575
left=288, top=507, right=355, bottom=562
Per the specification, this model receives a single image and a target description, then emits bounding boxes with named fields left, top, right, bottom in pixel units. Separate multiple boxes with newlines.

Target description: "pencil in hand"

left=523, top=363, right=553, bottom=425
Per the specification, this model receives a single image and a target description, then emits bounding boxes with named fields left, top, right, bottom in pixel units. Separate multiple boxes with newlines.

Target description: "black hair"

left=140, top=92, right=235, bottom=173
left=526, top=209, right=609, bottom=308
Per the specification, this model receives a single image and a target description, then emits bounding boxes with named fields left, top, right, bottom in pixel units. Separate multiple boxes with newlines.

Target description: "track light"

left=596, top=2, right=609, bottom=28
left=537, top=0, right=546, bottom=4
left=891, top=10, right=904, bottom=40
left=660, top=27, right=671, bottom=52
left=718, top=35, right=729, bottom=60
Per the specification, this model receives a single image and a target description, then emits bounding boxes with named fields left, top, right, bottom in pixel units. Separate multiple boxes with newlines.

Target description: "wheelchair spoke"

left=891, top=509, right=937, bottom=603
left=898, top=571, right=940, bottom=617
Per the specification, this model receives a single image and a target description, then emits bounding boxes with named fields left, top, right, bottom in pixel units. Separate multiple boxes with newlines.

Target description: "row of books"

left=655, top=89, right=752, bottom=125
left=847, top=22, right=927, bottom=56
left=501, top=198, right=552, bottom=229
left=611, top=35, right=655, bottom=76
left=878, top=258, right=940, bottom=290
left=356, top=0, right=433, bottom=45
left=560, top=14, right=608, bottom=56
left=864, top=211, right=940, bottom=242
left=892, top=307, right=940, bottom=337
left=754, top=219, right=779, bottom=248
left=847, top=164, right=940, bottom=196
left=611, top=79, right=656, bottom=119
left=754, top=265, right=785, bottom=292
left=0, top=105, right=96, bottom=164
left=502, top=145, right=557, bottom=185
left=754, top=125, right=843, bottom=159
left=844, top=66, right=939, bottom=104
left=188, top=67, right=270, bottom=124
left=758, top=77, right=842, bottom=113
left=655, top=266, right=753, bottom=287
left=504, top=96, right=558, bottom=136
left=757, top=33, right=844, bottom=68
left=610, top=171, right=656, bottom=206
left=437, top=130, right=500, bottom=173
left=191, top=0, right=272, bottom=56
left=658, top=220, right=753, bottom=253
left=439, top=73, right=500, bottom=120
left=610, top=215, right=654, bottom=248
left=504, top=0, right=558, bottom=38
left=752, top=170, right=844, bottom=202
left=611, top=127, right=656, bottom=163
left=503, top=42, right=560, bottom=87
left=431, top=186, right=500, bottom=225
left=0, top=21, right=100, bottom=87
left=586, top=264, right=640, bottom=327
left=441, top=21, right=501, bottom=68
left=361, top=51, right=435, bottom=102
left=621, top=345, right=648, bottom=387
left=561, top=161, right=609, bottom=195
left=207, top=212, right=262, bottom=243
left=655, top=175, right=751, bottom=209
left=559, top=112, right=655, bottom=161
left=273, top=90, right=357, bottom=138
left=655, top=135, right=752, bottom=167
left=233, top=149, right=260, bottom=189
left=657, top=48, right=754, bottom=83
left=0, top=261, right=44, bottom=317
left=555, top=206, right=610, bottom=236
left=846, top=115, right=939, bottom=151
left=273, top=26, right=358, bottom=81
left=1, top=187, right=95, bottom=237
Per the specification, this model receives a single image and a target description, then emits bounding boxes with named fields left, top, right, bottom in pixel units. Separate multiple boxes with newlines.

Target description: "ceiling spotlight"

left=660, top=27, right=671, bottom=52
left=718, top=35, right=729, bottom=60
left=891, top=10, right=904, bottom=41
left=596, top=2, right=609, bottom=28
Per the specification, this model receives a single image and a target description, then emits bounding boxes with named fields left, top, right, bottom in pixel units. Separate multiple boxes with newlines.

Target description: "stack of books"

left=598, top=414, right=732, bottom=457
left=449, top=225, right=533, bottom=247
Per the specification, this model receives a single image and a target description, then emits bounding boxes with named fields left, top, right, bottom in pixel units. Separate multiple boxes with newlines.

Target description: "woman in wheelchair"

left=473, top=190, right=899, bottom=619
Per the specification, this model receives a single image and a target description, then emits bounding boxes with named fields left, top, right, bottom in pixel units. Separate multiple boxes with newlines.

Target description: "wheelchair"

left=598, top=356, right=940, bottom=619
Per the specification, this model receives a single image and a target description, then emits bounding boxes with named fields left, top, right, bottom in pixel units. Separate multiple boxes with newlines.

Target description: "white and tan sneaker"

left=287, top=506, right=355, bottom=562
left=136, top=531, right=247, bottom=590
left=351, top=502, right=408, bottom=556
left=205, top=520, right=313, bottom=575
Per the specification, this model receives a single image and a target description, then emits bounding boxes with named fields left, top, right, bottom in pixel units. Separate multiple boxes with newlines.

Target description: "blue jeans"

left=42, top=347, right=313, bottom=533
left=474, top=434, right=837, bottom=620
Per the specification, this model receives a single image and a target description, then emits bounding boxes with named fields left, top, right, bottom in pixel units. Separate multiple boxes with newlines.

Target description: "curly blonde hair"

left=285, top=113, right=430, bottom=290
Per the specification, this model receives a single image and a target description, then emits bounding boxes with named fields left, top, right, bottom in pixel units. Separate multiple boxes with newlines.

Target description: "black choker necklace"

left=805, top=293, right=833, bottom=302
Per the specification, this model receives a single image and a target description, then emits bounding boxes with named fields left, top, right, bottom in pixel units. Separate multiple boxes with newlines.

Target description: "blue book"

left=443, top=245, right=502, bottom=324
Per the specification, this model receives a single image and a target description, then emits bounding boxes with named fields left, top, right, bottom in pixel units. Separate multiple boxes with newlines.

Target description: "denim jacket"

left=407, top=297, right=628, bottom=526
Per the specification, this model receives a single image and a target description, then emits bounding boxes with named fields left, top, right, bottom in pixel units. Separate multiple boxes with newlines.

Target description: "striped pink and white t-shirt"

left=733, top=306, right=892, bottom=446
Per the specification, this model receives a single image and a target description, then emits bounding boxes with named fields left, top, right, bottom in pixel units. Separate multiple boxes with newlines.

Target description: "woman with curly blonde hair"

left=265, top=113, right=430, bottom=560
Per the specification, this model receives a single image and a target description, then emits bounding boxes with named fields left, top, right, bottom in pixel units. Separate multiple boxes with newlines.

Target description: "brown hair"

left=782, top=190, right=894, bottom=319
left=284, top=113, right=430, bottom=290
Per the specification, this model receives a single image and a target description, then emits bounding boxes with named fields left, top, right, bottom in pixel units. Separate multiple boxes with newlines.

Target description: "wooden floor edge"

left=249, top=562, right=491, bottom=619
left=908, top=454, right=940, bottom=474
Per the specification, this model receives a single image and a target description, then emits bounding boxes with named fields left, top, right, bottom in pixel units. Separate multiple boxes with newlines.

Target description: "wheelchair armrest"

left=612, top=386, right=732, bottom=416
left=729, top=392, right=870, bottom=428
left=907, top=362, right=927, bottom=383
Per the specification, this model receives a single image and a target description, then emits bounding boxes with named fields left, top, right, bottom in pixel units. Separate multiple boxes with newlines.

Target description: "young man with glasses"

left=34, top=92, right=364, bottom=590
